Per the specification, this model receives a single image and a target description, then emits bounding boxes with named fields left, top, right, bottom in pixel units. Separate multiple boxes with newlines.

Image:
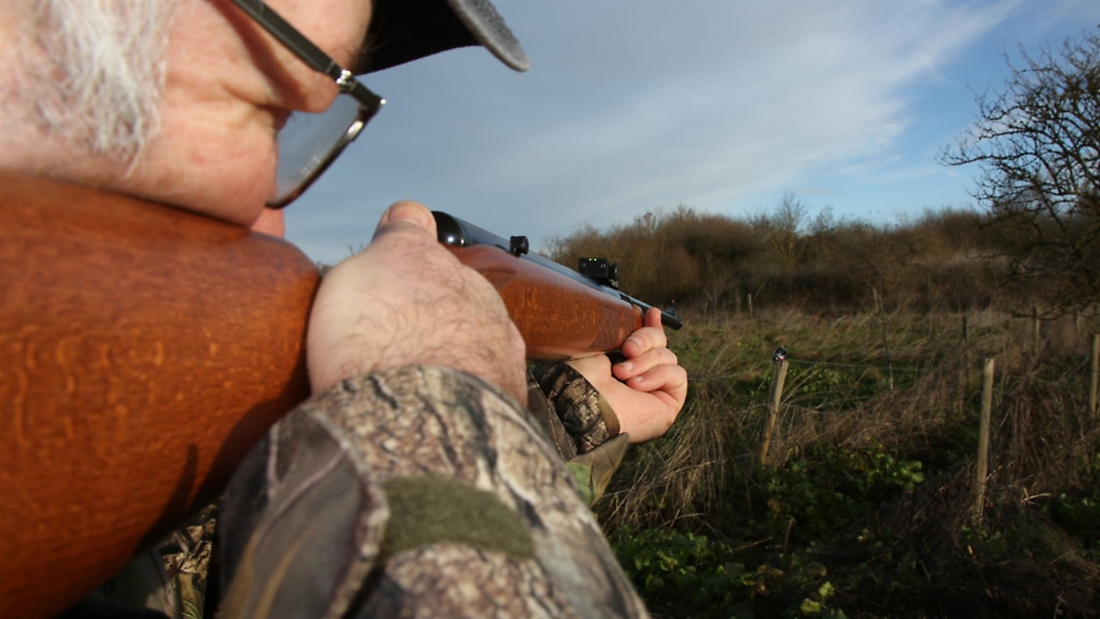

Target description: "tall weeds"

left=597, top=306, right=1100, bottom=617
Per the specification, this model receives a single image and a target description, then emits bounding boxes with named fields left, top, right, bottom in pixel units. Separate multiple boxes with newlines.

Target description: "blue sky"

left=287, top=0, right=1098, bottom=266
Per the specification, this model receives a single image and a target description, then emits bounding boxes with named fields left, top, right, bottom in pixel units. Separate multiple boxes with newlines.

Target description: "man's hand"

left=567, top=307, right=688, bottom=443
left=306, top=201, right=528, bottom=404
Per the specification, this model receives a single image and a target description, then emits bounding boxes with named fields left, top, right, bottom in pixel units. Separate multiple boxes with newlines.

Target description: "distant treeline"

left=549, top=31, right=1099, bottom=320
left=546, top=198, right=1071, bottom=317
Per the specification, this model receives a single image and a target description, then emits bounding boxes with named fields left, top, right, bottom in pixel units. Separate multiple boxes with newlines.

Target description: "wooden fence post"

left=972, top=358, right=995, bottom=525
left=747, top=293, right=754, bottom=319
left=1090, top=333, right=1099, bottom=419
left=759, top=359, right=789, bottom=466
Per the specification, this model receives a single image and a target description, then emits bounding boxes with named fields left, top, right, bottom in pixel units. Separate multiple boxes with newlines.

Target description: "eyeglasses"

left=230, top=0, right=384, bottom=208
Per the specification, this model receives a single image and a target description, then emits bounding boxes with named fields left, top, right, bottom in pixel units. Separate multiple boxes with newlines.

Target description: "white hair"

left=28, top=0, right=173, bottom=164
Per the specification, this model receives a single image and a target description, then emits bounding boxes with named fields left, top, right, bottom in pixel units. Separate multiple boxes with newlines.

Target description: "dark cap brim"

left=360, top=0, right=528, bottom=74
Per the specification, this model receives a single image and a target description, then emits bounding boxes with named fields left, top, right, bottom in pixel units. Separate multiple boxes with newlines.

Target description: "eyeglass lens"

left=273, top=94, right=364, bottom=204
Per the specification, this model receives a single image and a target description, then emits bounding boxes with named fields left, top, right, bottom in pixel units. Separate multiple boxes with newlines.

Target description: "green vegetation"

left=590, top=298, right=1099, bottom=618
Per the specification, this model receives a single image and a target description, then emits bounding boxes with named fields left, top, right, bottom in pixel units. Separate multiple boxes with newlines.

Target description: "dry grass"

left=597, top=304, right=1099, bottom=617
left=602, top=305, right=1099, bottom=521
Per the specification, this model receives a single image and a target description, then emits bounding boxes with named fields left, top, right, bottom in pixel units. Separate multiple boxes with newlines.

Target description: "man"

left=1, top=0, right=687, bottom=616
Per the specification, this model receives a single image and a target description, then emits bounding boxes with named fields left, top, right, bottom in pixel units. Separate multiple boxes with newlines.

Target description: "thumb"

left=374, top=201, right=437, bottom=239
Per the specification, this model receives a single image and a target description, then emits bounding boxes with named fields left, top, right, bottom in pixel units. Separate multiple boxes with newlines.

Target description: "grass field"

left=598, top=305, right=1099, bottom=618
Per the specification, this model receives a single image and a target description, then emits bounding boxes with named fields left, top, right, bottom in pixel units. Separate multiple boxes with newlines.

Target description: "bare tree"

left=768, top=191, right=808, bottom=271
left=943, top=32, right=1099, bottom=316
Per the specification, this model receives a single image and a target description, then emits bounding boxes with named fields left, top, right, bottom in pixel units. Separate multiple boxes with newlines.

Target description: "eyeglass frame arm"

left=229, top=0, right=382, bottom=107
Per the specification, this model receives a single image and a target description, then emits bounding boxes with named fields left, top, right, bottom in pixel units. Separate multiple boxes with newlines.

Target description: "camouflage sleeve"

left=218, top=365, right=647, bottom=619
left=528, top=362, right=631, bottom=505
left=530, top=362, right=621, bottom=453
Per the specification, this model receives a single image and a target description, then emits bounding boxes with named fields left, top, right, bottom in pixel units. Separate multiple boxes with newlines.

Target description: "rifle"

left=0, top=174, right=679, bottom=618
left=433, top=211, right=681, bottom=361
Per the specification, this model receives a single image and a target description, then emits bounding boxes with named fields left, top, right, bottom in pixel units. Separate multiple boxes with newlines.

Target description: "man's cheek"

left=250, top=208, right=285, bottom=238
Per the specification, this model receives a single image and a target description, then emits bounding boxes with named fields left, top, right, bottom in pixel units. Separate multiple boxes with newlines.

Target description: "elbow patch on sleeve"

left=379, top=476, right=535, bottom=562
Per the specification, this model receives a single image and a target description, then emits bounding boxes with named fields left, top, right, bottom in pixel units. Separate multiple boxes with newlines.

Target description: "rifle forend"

left=434, top=211, right=681, bottom=362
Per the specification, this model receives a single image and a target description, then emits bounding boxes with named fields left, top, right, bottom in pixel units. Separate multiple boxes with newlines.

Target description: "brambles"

left=610, top=527, right=848, bottom=619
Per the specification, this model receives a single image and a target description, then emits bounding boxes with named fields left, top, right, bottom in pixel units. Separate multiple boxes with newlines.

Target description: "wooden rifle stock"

left=0, top=174, right=320, bottom=618
left=0, top=175, right=676, bottom=618
left=446, top=243, right=643, bottom=360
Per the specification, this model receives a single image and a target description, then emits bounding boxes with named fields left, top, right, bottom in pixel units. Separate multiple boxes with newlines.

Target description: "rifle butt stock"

left=0, top=174, right=319, bottom=618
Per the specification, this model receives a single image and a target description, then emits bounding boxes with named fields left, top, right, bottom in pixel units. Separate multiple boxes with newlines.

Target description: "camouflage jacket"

left=217, top=364, right=647, bottom=618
